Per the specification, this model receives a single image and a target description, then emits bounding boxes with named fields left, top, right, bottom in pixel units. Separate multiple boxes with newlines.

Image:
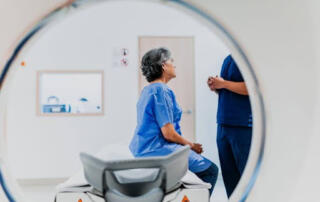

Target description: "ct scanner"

left=0, top=0, right=320, bottom=201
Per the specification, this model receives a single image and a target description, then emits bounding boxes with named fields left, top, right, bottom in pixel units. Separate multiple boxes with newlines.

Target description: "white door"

left=138, top=36, right=195, bottom=142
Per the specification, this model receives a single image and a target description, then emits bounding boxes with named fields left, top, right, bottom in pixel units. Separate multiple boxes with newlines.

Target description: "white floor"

left=20, top=184, right=56, bottom=202
left=18, top=176, right=228, bottom=202
left=19, top=179, right=64, bottom=202
left=211, top=177, right=228, bottom=202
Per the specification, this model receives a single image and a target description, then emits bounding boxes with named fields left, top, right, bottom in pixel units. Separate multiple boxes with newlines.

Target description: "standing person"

left=207, top=54, right=252, bottom=197
left=130, top=47, right=219, bottom=196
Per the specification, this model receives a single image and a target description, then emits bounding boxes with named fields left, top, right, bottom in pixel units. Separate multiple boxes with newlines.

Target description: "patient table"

left=55, top=146, right=210, bottom=202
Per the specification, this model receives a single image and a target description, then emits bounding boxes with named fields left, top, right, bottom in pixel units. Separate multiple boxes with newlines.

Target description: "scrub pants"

left=195, top=162, right=219, bottom=196
left=217, top=124, right=252, bottom=197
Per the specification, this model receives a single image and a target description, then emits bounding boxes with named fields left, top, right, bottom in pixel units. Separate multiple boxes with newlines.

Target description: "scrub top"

left=217, top=55, right=252, bottom=127
left=129, top=83, right=211, bottom=173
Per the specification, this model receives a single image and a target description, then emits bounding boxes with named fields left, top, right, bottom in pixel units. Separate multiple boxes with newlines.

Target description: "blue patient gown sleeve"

left=129, top=83, right=212, bottom=173
left=153, top=91, right=174, bottom=128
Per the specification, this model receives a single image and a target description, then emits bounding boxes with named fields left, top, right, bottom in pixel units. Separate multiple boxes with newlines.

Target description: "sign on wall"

left=112, top=47, right=129, bottom=68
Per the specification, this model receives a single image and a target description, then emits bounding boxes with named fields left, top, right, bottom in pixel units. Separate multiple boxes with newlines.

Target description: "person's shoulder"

left=148, top=84, right=176, bottom=103
left=221, top=54, right=232, bottom=68
left=224, top=54, right=233, bottom=62
left=229, top=56, right=240, bottom=71
left=147, top=83, right=171, bottom=94
left=224, top=54, right=239, bottom=70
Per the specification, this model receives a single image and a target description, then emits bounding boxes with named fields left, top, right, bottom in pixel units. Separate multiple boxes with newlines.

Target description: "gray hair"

left=141, top=47, right=171, bottom=82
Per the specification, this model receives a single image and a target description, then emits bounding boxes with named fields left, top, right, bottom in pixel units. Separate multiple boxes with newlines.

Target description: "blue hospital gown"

left=129, top=83, right=211, bottom=173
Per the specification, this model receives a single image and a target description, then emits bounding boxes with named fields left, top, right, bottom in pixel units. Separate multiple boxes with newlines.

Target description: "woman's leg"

left=194, top=163, right=219, bottom=196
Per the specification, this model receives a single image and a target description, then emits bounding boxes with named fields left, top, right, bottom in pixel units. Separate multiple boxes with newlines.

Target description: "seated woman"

left=129, top=47, right=218, bottom=196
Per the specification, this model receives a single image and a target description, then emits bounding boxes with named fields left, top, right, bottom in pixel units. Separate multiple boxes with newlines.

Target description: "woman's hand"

left=161, top=124, right=204, bottom=154
left=207, top=76, right=216, bottom=91
left=210, top=76, right=225, bottom=90
left=191, top=143, right=203, bottom=154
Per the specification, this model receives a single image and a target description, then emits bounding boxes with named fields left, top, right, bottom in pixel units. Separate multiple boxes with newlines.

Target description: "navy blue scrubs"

left=216, top=55, right=252, bottom=197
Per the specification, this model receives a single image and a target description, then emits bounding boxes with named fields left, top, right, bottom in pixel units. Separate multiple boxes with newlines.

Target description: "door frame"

left=138, top=36, right=196, bottom=141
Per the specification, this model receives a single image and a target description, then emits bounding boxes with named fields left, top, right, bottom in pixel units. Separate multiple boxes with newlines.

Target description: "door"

left=138, top=36, right=195, bottom=142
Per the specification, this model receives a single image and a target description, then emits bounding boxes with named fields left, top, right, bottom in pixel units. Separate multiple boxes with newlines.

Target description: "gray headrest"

left=80, top=146, right=190, bottom=194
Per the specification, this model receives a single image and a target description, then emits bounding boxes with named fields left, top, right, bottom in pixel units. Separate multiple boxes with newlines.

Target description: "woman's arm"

left=161, top=123, right=203, bottom=154
left=209, top=77, right=248, bottom=96
left=223, top=80, right=248, bottom=95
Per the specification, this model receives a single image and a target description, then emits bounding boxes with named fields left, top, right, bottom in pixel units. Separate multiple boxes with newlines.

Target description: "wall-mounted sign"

left=113, top=47, right=129, bottom=68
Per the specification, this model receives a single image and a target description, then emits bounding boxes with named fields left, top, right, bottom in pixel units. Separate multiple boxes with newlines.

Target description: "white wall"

left=6, top=1, right=229, bottom=179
